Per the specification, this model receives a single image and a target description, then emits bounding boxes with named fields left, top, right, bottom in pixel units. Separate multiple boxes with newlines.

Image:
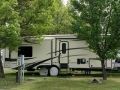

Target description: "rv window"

left=77, top=59, right=81, bottom=64
left=18, top=46, right=32, bottom=57
left=77, top=58, right=86, bottom=64
left=62, top=43, right=66, bottom=54
left=115, top=59, right=120, bottom=63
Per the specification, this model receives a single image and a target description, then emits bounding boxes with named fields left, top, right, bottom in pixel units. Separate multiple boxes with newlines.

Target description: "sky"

left=63, top=0, right=68, bottom=5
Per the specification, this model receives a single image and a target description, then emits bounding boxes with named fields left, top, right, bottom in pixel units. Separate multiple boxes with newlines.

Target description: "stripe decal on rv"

left=10, top=54, right=89, bottom=69
left=25, top=56, right=58, bottom=69
left=5, top=57, right=36, bottom=61
left=47, top=47, right=88, bottom=54
left=60, top=54, right=88, bottom=58
left=25, top=54, right=89, bottom=68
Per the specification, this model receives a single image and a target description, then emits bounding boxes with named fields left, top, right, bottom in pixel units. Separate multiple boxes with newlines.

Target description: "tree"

left=0, top=0, right=54, bottom=78
left=17, top=0, right=53, bottom=41
left=0, top=0, right=22, bottom=78
left=70, top=0, right=120, bottom=80
left=46, top=0, right=73, bottom=34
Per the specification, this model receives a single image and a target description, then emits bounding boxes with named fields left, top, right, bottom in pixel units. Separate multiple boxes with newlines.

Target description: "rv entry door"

left=59, top=41, right=69, bottom=64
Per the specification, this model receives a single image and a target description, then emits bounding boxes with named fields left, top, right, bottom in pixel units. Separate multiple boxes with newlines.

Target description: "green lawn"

left=0, top=70, right=120, bottom=90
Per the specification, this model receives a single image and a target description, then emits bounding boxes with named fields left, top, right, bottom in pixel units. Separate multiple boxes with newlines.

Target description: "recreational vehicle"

left=2, top=34, right=116, bottom=76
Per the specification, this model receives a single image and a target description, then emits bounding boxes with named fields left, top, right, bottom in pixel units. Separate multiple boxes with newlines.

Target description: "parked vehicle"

left=2, top=34, right=116, bottom=76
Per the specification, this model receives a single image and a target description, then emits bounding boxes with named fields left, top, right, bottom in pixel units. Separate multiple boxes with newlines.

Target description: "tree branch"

left=104, top=7, right=112, bottom=51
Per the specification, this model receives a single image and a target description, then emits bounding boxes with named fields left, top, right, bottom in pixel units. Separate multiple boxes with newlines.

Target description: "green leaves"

left=71, top=0, right=120, bottom=60
left=45, top=0, right=73, bottom=34
left=14, top=0, right=54, bottom=43
left=0, top=0, right=22, bottom=50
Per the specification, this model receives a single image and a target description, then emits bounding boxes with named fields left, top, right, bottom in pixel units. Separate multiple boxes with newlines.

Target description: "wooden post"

left=17, top=56, right=22, bottom=83
left=18, top=66, right=21, bottom=83
left=16, top=72, right=18, bottom=82
left=0, top=50, right=5, bottom=78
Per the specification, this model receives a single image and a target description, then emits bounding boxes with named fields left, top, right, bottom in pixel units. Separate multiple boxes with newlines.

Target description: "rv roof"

left=23, top=34, right=77, bottom=40
left=42, top=34, right=76, bottom=39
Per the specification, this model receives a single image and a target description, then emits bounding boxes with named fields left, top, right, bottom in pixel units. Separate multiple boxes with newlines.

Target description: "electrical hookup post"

left=16, top=55, right=25, bottom=83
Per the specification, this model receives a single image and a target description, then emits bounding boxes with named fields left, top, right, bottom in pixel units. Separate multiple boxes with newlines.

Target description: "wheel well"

left=51, top=65, right=60, bottom=70
left=37, top=65, right=59, bottom=70
left=37, top=65, right=51, bottom=69
left=27, top=68, right=35, bottom=71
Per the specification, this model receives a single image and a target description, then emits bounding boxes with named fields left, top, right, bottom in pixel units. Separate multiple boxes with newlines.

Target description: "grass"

left=0, top=70, right=120, bottom=90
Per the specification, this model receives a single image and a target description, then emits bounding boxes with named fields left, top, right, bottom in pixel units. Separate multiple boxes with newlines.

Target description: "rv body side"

left=3, top=37, right=54, bottom=70
left=3, top=35, right=115, bottom=76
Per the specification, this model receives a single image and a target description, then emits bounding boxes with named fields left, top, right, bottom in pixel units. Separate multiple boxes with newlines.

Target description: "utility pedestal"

left=16, top=55, right=24, bottom=83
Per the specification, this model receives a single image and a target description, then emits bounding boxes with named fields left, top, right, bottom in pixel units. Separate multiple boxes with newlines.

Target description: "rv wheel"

left=50, top=67, right=59, bottom=76
left=39, top=67, right=48, bottom=76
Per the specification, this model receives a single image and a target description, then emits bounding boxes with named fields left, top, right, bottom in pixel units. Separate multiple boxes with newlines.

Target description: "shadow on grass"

left=4, top=70, right=120, bottom=78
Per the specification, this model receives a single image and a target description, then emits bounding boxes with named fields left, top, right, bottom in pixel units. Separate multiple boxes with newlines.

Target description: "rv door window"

left=18, top=46, right=32, bottom=57
left=62, top=43, right=66, bottom=54
left=81, top=59, right=86, bottom=64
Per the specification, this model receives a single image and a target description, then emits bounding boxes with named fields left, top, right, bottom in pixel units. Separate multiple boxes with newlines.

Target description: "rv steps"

left=60, top=63, right=68, bottom=68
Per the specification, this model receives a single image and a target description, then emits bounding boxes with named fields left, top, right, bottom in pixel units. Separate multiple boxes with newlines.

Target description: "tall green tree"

left=71, top=0, right=120, bottom=80
left=0, top=0, right=22, bottom=78
left=46, top=0, right=73, bottom=34
left=0, top=0, right=54, bottom=78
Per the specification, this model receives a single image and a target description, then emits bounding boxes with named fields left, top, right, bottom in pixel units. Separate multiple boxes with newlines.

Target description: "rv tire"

left=50, top=66, right=59, bottom=76
left=39, top=67, right=48, bottom=76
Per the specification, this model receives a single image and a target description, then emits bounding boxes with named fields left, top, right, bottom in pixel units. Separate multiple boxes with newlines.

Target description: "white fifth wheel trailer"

left=2, top=34, right=116, bottom=76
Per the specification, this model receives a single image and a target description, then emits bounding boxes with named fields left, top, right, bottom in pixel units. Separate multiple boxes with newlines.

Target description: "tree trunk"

left=0, top=50, right=5, bottom=78
left=101, top=60, right=107, bottom=80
